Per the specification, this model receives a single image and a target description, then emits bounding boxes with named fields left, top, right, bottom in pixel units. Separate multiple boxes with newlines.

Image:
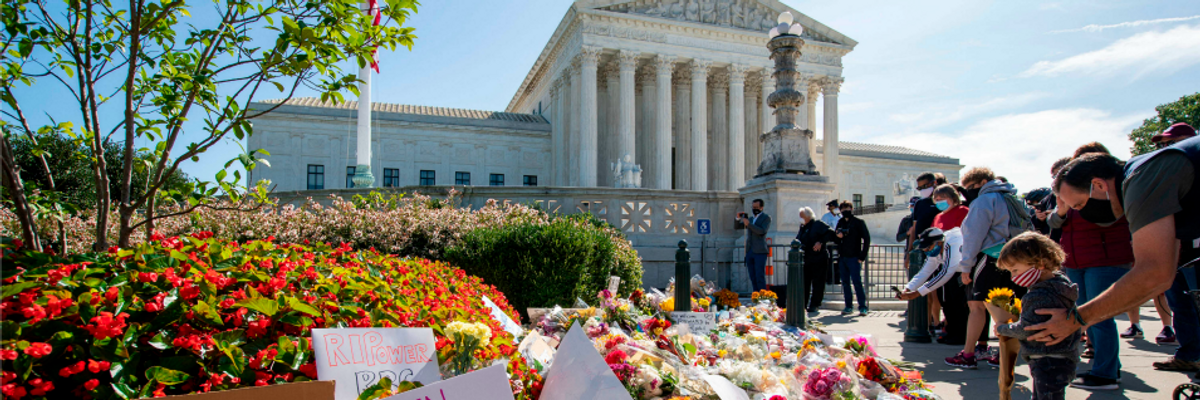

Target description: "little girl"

left=994, top=232, right=1081, bottom=400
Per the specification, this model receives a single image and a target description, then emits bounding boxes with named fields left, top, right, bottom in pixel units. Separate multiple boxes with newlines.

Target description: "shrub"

left=0, top=235, right=541, bottom=399
left=443, top=213, right=642, bottom=318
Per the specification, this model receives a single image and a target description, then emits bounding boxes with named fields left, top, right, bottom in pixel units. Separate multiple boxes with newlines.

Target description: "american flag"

left=368, top=0, right=381, bottom=72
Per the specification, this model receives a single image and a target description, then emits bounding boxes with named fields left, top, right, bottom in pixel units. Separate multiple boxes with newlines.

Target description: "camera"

left=837, top=228, right=849, bottom=234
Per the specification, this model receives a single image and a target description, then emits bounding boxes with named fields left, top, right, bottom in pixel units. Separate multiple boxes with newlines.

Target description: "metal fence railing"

left=720, top=244, right=910, bottom=305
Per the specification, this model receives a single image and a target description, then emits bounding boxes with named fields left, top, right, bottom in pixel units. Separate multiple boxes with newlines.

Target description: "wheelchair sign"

left=697, top=219, right=711, bottom=235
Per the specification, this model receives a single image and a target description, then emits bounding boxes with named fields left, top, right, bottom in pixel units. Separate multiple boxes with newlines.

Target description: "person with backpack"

left=945, top=167, right=1030, bottom=369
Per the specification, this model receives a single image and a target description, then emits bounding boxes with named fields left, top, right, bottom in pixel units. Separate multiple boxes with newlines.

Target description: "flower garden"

left=0, top=192, right=942, bottom=400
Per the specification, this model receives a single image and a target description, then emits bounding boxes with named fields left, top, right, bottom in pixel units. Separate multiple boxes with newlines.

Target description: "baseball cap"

left=1152, top=122, right=1196, bottom=143
left=826, top=200, right=839, bottom=207
left=917, top=227, right=945, bottom=248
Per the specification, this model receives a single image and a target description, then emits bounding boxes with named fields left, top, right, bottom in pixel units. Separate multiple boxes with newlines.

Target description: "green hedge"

left=444, top=213, right=642, bottom=318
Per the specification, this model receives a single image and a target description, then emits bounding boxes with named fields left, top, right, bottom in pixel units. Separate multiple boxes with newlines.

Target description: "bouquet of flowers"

left=843, top=335, right=876, bottom=357
left=751, top=289, right=778, bottom=303
left=716, top=288, right=742, bottom=309
left=443, top=321, right=493, bottom=376
left=803, top=367, right=850, bottom=400
left=986, top=287, right=1021, bottom=321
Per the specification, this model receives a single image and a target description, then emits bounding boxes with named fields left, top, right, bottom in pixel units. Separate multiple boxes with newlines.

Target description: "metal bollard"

left=786, top=239, right=805, bottom=328
left=903, top=248, right=932, bottom=343
left=675, top=240, right=691, bottom=313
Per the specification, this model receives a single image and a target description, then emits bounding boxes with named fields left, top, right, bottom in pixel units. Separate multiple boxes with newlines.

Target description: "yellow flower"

left=1013, top=298, right=1023, bottom=313
left=770, top=351, right=781, bottom=360
left=618, top=304, right=631, bottom=312
left=718, top=349, right=728, bottom=358
left=986, top=287, right=1015, bottom=303
left=661, top=298, right=675, bottom=312
left=445, top=321, right=492, bottom=345
left=837, top=360, right=847, bottom=369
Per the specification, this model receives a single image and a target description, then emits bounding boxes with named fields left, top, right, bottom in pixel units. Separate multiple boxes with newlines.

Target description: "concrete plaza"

left=811, top=307, right=1194, bottom=400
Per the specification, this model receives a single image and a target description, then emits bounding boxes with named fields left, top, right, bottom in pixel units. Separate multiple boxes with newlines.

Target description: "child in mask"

left=994, top=232, right=1081, bottom=400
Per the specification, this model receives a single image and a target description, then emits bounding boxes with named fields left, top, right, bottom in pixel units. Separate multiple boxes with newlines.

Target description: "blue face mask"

left=924, top=244, right=942, bottom=258
left=935, top=200, right=950, bottom=211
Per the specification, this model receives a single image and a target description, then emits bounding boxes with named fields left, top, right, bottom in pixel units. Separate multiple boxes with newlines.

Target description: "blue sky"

left=20, top=0, right=1198, bottom=194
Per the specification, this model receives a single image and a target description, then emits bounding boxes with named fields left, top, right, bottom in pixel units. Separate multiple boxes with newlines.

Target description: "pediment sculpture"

left=599, top=0, right=836, bottom=43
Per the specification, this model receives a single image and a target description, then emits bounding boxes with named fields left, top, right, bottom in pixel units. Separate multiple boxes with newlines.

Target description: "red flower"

left=84, top=379, right=99, bottom=391
left=138, top=272, right=159, bottom=283
left=1, top=371, right=14, bottom=384
left=0, top=349, right=16, bottom=360
left=28, top=379, right=53, bottom=396
left=298, top=362, right=318, bottom=379
left=151, top=231, right=166, bottom=242
left=104, top=287, right=119, bottom=303
left=23, top=342, right=51, bottom=358
left=1, top=383, right=27, bottom=399
left=87, top=359, right=111, bottom=374
left=247, top=317, right=272, bottom=339
left=84, top=312, right=129, bottom=340
left=179, top=283, right=200, bottom=300
left=604, top=349, right=628, bottom=365
left=47, top=268, right=69, bottom=284
left=21, top=304, right=46, bottom=324
left=59, top=361, right=86, bottom=377
left=45, top=294, right=73, bottom=317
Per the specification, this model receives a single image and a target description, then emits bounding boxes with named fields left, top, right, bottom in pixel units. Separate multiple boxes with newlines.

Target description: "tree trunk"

left=0, top=133, right=42, bottom=251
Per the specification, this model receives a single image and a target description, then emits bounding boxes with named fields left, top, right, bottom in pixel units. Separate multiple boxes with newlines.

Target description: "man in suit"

left=738, top=199, right=771, bottom=292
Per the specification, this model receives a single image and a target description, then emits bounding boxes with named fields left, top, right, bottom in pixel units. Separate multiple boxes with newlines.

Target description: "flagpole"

left=352, top=1, right=376, bottom=189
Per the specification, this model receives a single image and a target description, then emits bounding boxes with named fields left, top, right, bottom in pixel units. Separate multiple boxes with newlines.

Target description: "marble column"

left=745, top=73, right=760, bottom=182
left=603, top=63, right=620, bottom=187
left=807, top=80, right=820, bottom=146
left=710, top=71, right=729, bottom=191
left=550, top=77, right=565, bottom=186
left=673, top=70, right=692, bottom=190
left=822, top=77, right=842, bottom=186
left=727, top=64, right=748, bottom=190
left=798, top=73, right=816, bottom=165
left=569, top=63, right=581, bottom=186
left=654, top=56, right=675, bottom=190
left=617, top=51, right=638, bottom=165
left=689, top=59, right=711, bottom=191
left=578, top=47, right=600, bottom=187
left=638, top=66, right=655, bottom=185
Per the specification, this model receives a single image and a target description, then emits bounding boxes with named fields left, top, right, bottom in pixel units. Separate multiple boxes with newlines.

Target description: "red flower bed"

left=0, top=235, right=540, bottom=399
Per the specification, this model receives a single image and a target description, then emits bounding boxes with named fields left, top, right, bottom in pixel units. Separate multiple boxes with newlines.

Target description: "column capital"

left=807, top=80, right=821, bottom=103
left=672, top=68, right=692, bottom=86
left=689, top=59, right=713, bottom=79
left=709, top=70, right=730, bottom=88
left=759, top=69, right=775, bottom=88
left=745, top=72, right=762, bottom=90
left=637, top=64, right=656, bottom=84
left=578, top=46, right=601, bottom=68
left=601, top=62, right=620, bottom=81
left=727, top=63, right=750, bottom=85
left=654, top=55, right=677, bottom=76
left=617, top=50, right=640, bottom=71
left=822, top=76, right=844, bottom=95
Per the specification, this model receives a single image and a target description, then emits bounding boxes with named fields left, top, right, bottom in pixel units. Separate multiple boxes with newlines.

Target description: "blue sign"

left=697, top=219, right=711, bottom=235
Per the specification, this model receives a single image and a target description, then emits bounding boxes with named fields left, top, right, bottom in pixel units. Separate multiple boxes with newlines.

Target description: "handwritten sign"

left=481, top=296, right=522, bottom=338
left=606, top=276, right=621, bottom=293
left=670, top=312, right=717, bottom=334
left=539, top=322, right=634, bottom=400
left=312, top=328, right=441, bottom=400
left=380, top=364, right=514, bottom=400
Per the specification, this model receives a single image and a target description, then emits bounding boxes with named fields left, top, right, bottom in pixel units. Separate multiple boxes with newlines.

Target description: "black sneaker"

left=1120, top=324, right=1144, bottom=339
left=1070, top=373, right=1119, bottom=390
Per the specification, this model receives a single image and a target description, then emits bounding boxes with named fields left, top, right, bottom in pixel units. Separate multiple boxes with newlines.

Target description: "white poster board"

left=702, top=374, right=751, bottom=400
left=481, top=295, right=523, bottom=338
left=312, top=328, right=441, bottom=400
left=380, top=364, right=514, bottom=400
left=607, top=276, right=621, bottom=293
left=670, top=312, right=717, bottom=334
left=539, top=322, right=634, bottom=400
left=517, top=331, right=555, bottom=368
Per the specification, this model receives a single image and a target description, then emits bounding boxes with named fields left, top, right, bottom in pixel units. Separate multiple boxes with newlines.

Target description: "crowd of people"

left=741, top=121, right=1199, bottom=398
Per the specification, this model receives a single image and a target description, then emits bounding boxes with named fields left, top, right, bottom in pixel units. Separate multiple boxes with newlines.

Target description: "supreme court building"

left=247, top=0, right=962, bottom=289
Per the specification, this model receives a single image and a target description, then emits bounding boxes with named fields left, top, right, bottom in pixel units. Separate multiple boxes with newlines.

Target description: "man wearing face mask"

left=1030, top=135, right=1200, bottom=381
left=835, top=201, right=871, bottom=316
left=737, top=199, right=772, bottom=292
left=908, top=172, right=942, bottom=250
left=1042, top=146, right=1132, bottom=390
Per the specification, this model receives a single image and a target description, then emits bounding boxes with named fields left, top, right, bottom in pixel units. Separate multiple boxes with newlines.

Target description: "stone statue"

left=685, top=0, right=699, bottom=22
left=700, top=0, right=715, bottom=24
left=731, top=0, right=744, bottom=28
left=894, top=173, right=916, bottom=196
left=612, top=154, right=643, bottom=189
left=716, top=0, right=731, bottom=26
left=669, top=0, right=685, bottom=19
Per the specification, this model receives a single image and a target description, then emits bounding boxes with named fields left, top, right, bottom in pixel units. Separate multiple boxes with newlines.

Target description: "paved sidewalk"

left=809, top=308, right=1192, bottom=400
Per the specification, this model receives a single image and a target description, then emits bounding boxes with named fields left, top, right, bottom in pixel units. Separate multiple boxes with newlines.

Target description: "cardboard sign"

left=670, top=312, right=717, bottom=334
left=606, top=276, right=621, bottom=293
left=311, top=328, right=441, bottom=400
left=702, top=375, right=750, bottom=400
left=481, top=295, right=523, bottom=338
left=380, top=364, right=514, bottom=400
left=517, top=331, right=556, bottom=369
left=539, top=322, right=634, bottom=400
left=156, top=381, right=334, bottom=400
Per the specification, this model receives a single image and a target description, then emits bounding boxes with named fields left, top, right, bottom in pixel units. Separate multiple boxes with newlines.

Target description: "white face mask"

left=919, top=187, right=934, bottom=198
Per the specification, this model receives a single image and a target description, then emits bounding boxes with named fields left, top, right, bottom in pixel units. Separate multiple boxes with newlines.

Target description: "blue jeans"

left=746, top=252, right=768, bottom=292
left=1165, top=269, right=1200, bottom=362
left=1064, top=266, right=1127, bottom=380
left=839, top=256, right=867, bottom=309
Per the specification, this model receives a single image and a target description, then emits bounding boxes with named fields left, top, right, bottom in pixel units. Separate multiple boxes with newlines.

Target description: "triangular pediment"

left=586, top=0, right=854, bottom=47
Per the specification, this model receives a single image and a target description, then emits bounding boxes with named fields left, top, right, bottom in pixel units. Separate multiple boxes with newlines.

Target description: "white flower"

left=445, top=321, right=492, bottom=345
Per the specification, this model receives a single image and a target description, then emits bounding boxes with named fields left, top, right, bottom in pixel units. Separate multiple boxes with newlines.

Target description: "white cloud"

left=1050, top=15, right=1200, bottom=33
left=873, top=108, right=1145, bottom=193
left=886, top=92, right=1048, bottom=131
left=1020, top=24, right=1200, bottom=79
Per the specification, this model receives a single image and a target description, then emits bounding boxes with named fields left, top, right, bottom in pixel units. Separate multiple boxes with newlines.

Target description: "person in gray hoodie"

left=946, top=166, right=1026, bottom=369
left=995, top=232, right=1081, bottom=400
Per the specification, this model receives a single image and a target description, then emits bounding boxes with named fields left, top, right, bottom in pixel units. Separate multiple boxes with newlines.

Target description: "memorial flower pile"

left=0, top=235, right=541, bottom=399
left=530, top=281, right=943, bottom=400
left=715, top=289, right=742, bottom=309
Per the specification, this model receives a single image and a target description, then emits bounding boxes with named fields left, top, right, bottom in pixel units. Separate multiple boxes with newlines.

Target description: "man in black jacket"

left=835, top=201, right=871, bottom=316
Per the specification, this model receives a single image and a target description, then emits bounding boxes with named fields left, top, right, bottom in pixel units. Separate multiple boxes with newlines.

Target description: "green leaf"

left=213, top=329, right=246, bottom=348
left=91, top=337, right=130, bottom=361
left=287, top=297, right=322, bottom=317
left=193, top=301, right=224, bottom=326
left=235, top=297, right=279, bottom=316
left=1, top=321, right=21, bottom=338
left=145, top=366, right=190, bottom=385
left=148, top=332, right=170, bottom=350
left=1, top=282, right=39, bottom=299
left=111, top=381, right=138, bottom=400
left=356, top=376, right=393, bottom=400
